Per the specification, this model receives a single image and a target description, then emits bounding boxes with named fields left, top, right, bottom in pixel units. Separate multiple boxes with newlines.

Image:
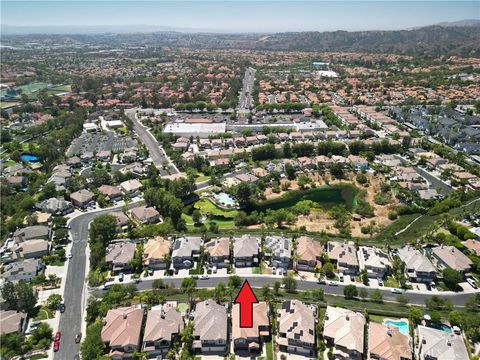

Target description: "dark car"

left=59, top=303, right=65, bottom=313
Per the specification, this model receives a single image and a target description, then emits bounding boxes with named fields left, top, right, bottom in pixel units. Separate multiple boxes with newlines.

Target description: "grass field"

left=194, top=198, right=238, bottom=218
left=255, top=184, right=357, bottom=212
left=0, top=101, right=20, bottom=109
left=34, top=306, right=54, bottom=321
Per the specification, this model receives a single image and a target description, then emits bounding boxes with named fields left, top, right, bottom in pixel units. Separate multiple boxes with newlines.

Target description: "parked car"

left=391, top=288, right=403, bottom=294
left=467, top=278, right=478, bottom=289
left=53, top=341, right=60, bottom=352
left=67, top=253, right=73, bottom=259
left=75, top=333, right=82, bottom=343
left=59, top=303, right=65, bottom=313
left=102, top=283, right=112, bottom=291
left=119, top=273, right=124, bottom=282
left=317, top=278, right=326, bottom=284
left=200, top=274, right=210, bottom=280
left=328, top=281, right=338, bottom=286
left=191, top=275, right=199, bottom=279
left=377, top=278, right=384, bottom=286
left=54, top=332, right=61, bottom=342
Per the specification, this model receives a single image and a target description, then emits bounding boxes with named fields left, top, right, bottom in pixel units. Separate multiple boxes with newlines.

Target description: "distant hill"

left=2, top=23, right=480, bottom=57
left=435, top=19, right=480, bottom=27
left=247, top=25, right=480, bottom=57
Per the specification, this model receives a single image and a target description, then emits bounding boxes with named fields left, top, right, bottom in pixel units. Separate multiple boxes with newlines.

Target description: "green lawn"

left=255, top=184, right=357, bottom=212
left=195, top=174, right=210, bottom=182
left=1, top=160, right=17, bottom=167
left=28, top=354, right=48, bottom=360
left=384, top=276, right=399, bottom=288
left=34, top=306, right=54, bottom=321
left=194, top=198, right=238, bottom=218
left=265, top=341, right=273, bottom=360
left=177, top=302, right=189, bottom=314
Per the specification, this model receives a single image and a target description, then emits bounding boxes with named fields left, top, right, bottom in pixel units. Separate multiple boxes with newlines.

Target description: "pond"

left=20, top=154, right=39, bottom=162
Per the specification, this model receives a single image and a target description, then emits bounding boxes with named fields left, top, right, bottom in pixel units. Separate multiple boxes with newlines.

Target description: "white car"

left=200, top=274, right=210, bottom=280
left=391, top=288, right=403, bottom=294
left=67, top=253, right=73, bottom=259
left=467, top=278, right=478, bottom=289
left=328, top=281, right=338, bottom=286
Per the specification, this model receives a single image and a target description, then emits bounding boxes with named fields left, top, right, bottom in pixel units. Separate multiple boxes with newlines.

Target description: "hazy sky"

left=2, top=1, right=479, bottom=32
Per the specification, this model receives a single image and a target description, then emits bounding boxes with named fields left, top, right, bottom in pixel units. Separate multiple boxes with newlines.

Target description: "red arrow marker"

left=234, top=280, right=259, bottom=328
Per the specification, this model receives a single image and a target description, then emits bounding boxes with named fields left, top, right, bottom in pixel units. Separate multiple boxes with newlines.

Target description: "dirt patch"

left=259, top=172, right=398, bottom=238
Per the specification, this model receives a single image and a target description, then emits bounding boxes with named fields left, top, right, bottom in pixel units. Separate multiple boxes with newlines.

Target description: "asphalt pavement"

left=94, top=276, right=478, bottom=307
left=53, top=201, right=142, bottom=360
left=124, top=108, right=178, bottom=175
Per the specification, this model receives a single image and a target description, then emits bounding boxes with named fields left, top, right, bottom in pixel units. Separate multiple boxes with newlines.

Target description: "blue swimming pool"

left=20, top=154, right=39, bottom=162
left=214, top=192, right=236, bottom=206
left=384, top=319, right=409, bottom=336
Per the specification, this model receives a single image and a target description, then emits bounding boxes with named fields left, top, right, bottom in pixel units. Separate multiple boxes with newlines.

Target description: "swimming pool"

left=20, top=154, right=39, bottom=162
left=214, top=192, right=236, bottom=206
left=384, top=319, right=409, bottom=336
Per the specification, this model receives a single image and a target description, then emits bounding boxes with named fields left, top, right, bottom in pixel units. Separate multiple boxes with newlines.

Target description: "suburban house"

left=120, top=179, right=143, bottom=197
left=142, top=304, right=184, bottom=357
left=397, top=246, right=436, bottom=283
left=417, top=325, right=469, bottom=360
left=463, top=239, right=480, bottom=257
left=37, top=197, right=74, bottom=215
left=98, top=185, right=123, bottom=202
left=232, top=302, right=270, bottom=354
left=358, top=246, right=392, bottom=279
left=204, top=237, right=230, bottom=269
left=193, top=299, right=228, bottom=354
left=112, top=212, right=129, bottom=232
left=70, top=189, right=95, bottom=208
left=0, top=310, right=27, bottom=335
left=277, top=300, right=316, bottom=357
left=143, top=237, right=171, bottom=270
left=328, top=241, right=359, bottom=275
left=171, top=236, right=202, bottom=269
left=323, top=306, right=366, bottom=360
left=130, top=206, right=161, bottom=224
left=368, top=322, right=411, bottom=360
left=101, top=306, right=144, bottom=359
left=13, top=225, right=50, bottom=243
left=431, top=245, right=473, bottom=274
left=5, top=176, right=28, bottom=189
left=263, top=235, right=292, bottom=270
left=2, top=259, right=44, bottom=283
left=233, top=235, right=259, bottom=267
left=295, top=236, right=323, bottom=272
left=12, top=239, right=49, bottom=259
left=105, top=241, right=136, bottom=273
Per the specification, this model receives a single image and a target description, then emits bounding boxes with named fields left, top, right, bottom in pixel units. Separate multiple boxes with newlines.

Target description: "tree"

left=343, top=285, right=358, bottom=299
left=214, top=282, right=226, bottom=302
left=426, top=295, right=453, bottom=311
left=282, top=274, right=297, bottom=293
left=30, top=322, right=53, bottom=349
left=15, top=281, right=38, bottom=316
left=370, top=289, right=383, bottom=303
left=323, top=263, right=335, bottom=278
left=89, top=214, right=117, bottom=245
left=236, top=183, right=252, bottom=206
left=358, top=288, right=369, bottom=299
left=192, top=209, right=202, bottom=225
left=46, top=294, right=62, bottom=311
left=261, top=284, right=272, bottom=301
left=409, top=307, right=423, bottom=325
left=442, top=268, right=462, bottom=291
left=181, top=277, right=197, bottom=304
left=1, top=281, right=17, bottom=310
left=81, top=320, right=104, bottom=360
left=273, top=280, right=281, bottom=295
left=227, top=275, right=243, bottom=290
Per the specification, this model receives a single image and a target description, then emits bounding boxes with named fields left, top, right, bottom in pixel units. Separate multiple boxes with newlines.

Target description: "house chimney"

left=123, top=313, right=128, bottom=319
left=422, top=337, right=426, bottom=344
left=346, top=315, right=350, bottom=321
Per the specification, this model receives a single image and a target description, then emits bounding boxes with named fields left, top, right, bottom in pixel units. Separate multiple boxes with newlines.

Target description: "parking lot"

left=67, top=132, right=137, bottom=156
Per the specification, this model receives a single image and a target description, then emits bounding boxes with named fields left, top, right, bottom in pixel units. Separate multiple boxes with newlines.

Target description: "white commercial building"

left=163, top=123, right=226, bottom=138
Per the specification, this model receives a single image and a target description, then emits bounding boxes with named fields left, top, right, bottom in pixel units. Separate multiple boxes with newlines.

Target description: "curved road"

left=55, top=204, right=480, bottom=359
left=54, top=202, right=141, bottom=360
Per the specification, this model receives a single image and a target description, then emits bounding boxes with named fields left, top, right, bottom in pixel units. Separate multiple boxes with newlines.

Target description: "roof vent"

left=123, top=313, right=128, bottom=319
left=422, top=337, right=426, bottom=344
left=346, top=315, right=350, bottom=321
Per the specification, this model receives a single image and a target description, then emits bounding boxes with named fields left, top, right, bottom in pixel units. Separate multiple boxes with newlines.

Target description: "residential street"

left=53, top=201, right=141, bottom=360
left=94, top=275, right=480, bottom=307
left=124, top=108, right=179, bottom=175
